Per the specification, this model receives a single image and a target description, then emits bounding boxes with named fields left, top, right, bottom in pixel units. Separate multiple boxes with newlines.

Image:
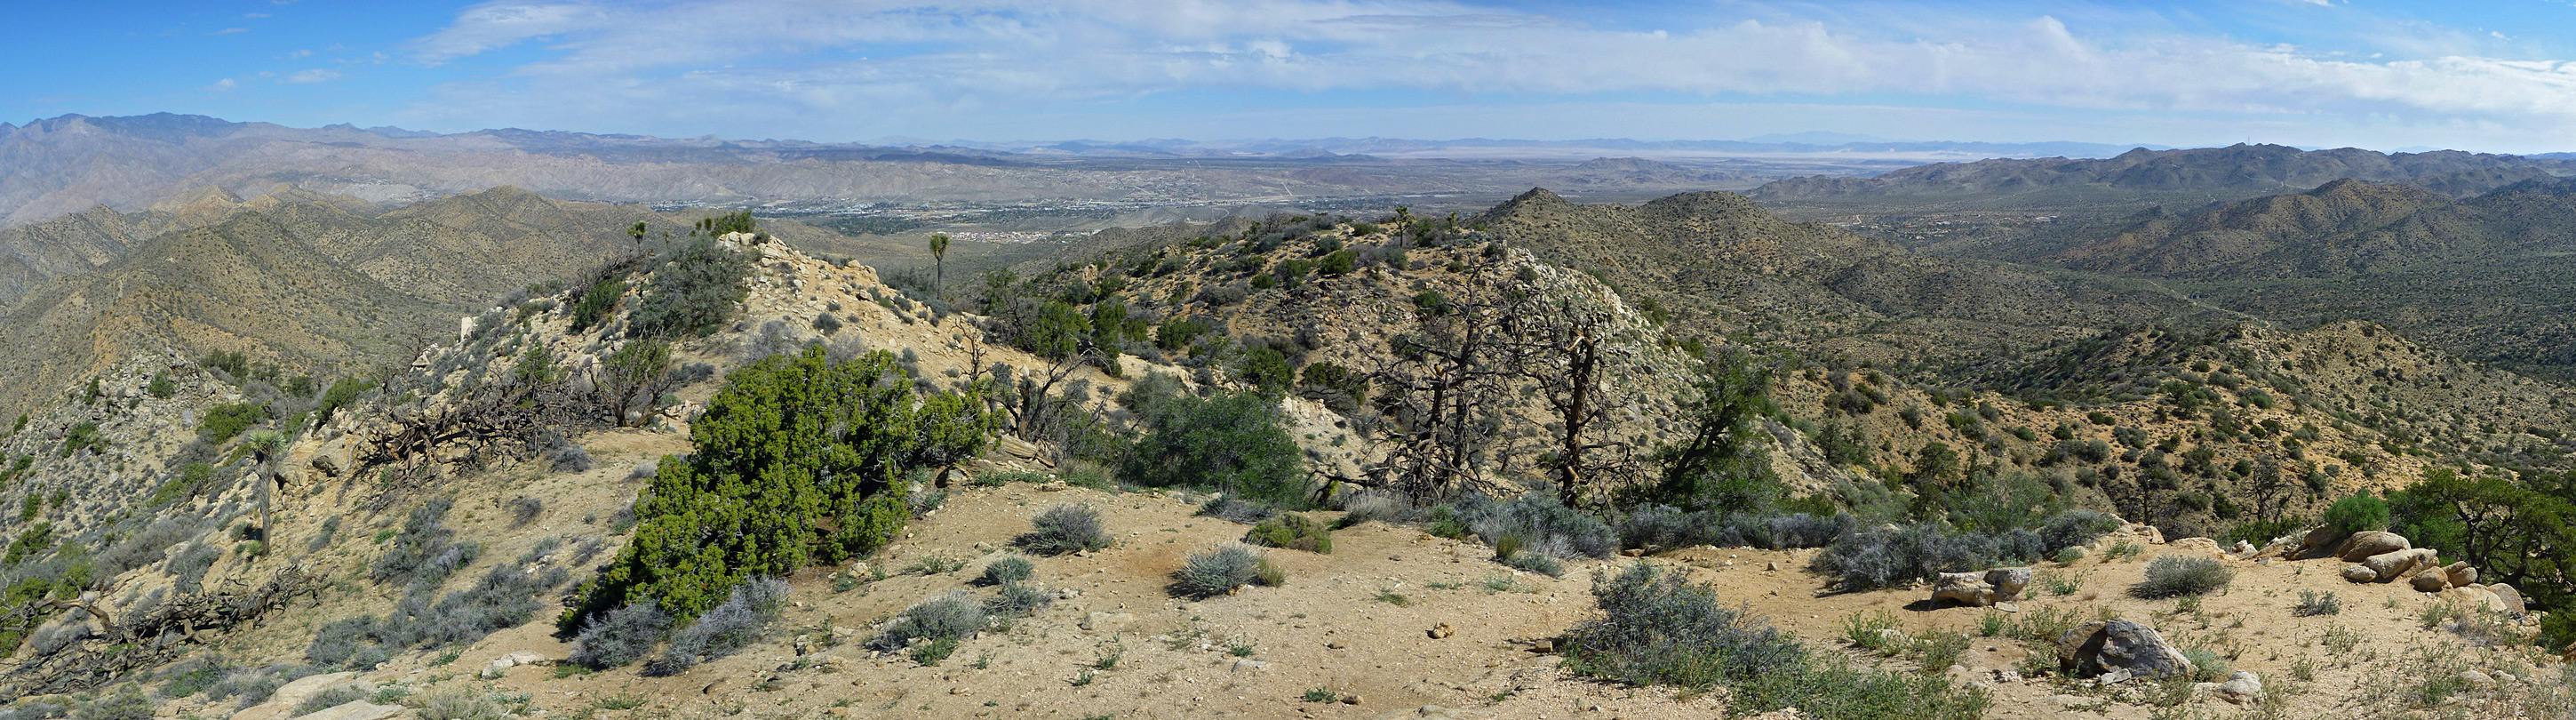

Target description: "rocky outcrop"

left=2058, top=620, right=2194, bottom=682
left=2357, top=548, right=2438, bottom=583
left=2335, top=532, right=2411, bottom=562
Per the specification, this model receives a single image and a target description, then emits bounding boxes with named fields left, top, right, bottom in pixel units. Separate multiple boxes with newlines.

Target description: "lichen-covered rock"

left=2057, top=620, right=2193, bottom=680
left=2335, top=531, right=2410, bottom=562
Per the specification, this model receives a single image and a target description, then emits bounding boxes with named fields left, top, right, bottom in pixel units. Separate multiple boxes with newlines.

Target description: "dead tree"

left=1366, top=278, right=1517, bottom=500
left=1499, top=300, right=1644, bottom=507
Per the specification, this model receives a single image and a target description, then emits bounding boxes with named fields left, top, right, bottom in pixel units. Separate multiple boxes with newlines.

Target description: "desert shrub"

left=2321, top=493, right=2390, bottom=535
left=419, top=685, right=507, bottom=720
left=156, top=655, right=234, bottom=699
left=566, top=346, right=991, bottom=628
left=1449, top=493, right=1615, bottom=560
left=2294, top=589, right=2343, bottom=617
left=293, top=684, right=370, bottom=716
left=1813, top=524, right=2001, bottom=591
left=1017, top=505, right=1111, bottom=556
left=986, top=581, right=1053, bottom=617
left=570, top=604, right=671, bottom=669
left=1197, top=493, right=1278, bottom=524
left=197, top=403, right=269, bottom=444
left=1243, top=514, right=1332, bottom=554
left=203, top=663, right=315, bottom=707
left=630, top=236, right=753, bottom=339
left=871, top=596, right=987, bottom=654
left=542, top=436, right=593, bottom=474
left=978, top=556, right=1035, bottom=587
left=99, top=517, right=193, bottom=576
left=1567, top=564, right=1986, bottom=719
left=1331, top=490, right=1407, bottom=528
left=168, top=542, right=222, bottom=594
left=2038, top=509, right=2119, bottom=552
left=76, top=685, right=150, bottom=720
left=645, top=580, right=782, bottom=676
left=2135, top=555, right=2233, bottom=598
left=1505, top=552, right=1567, bottom=577
left=1173, top=545, right=1273, bottom=598
left=1618, top=507, right=1856, bottom=551
left=1563, top=564, right=1806, bottom=687
left=1118, top=385, right=1307, bottom=508
left=371, top=497, right=463, bottom=586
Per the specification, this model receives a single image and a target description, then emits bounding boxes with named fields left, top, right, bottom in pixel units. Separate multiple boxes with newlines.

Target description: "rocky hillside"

left=1467, top=188, right=2200, bottom=372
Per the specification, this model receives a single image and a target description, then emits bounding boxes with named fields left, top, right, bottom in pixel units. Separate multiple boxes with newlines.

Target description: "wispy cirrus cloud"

left=389, top=0, right=2576, bottom=148
left=283, top=68, right=341, bottom=84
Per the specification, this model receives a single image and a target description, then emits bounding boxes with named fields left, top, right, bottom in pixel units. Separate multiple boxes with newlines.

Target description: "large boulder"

left=1986, top=567, right=2033, bottom=602
left=2213, top=671, right=2263, bottom=704
left=1934, top=572, right=1995, bottom=607
left=2362, top=548, right=2438, bottom=582
left=2444, top=563, right=2478, bottom=588
left=2411, top=572, right=2451, bottom=592
left=2336, top=532, right=2411, bottom=562
left=2341, top=564, right=2377, bottom=582
left=2297, top=526, right=2345, bottom=558
left=2490, top=583, right=2528, bottom=615
left=2058, top=620, right=2194, bottom=681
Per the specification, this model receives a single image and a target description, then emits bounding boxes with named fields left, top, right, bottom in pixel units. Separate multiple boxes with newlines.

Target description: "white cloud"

left=207, top=28, right=249, bottom=36
left=391, top=0, right=2576, bottom=146
left=280, top=49, right=313, bottom=59
left=209, top=78, right=237, bottom=91
left=284, top=68, right=342, bottom=84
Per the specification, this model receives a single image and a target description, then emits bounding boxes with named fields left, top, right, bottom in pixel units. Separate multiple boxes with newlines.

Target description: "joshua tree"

left=929, top=232, right=952, bottom=295
left=627, top=221, right=649, bottom=243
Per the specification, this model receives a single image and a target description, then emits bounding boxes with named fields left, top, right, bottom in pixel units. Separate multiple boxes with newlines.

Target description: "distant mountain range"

left=0, top=113, right=2173, bottom=230
left=1749, top=143, right=2574, bottom=208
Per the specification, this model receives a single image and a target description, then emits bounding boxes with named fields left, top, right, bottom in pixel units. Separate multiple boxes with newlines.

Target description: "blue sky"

left=12, top=1, right=2576, bottom=152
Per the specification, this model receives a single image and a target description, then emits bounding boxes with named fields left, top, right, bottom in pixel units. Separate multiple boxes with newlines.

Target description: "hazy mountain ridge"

left=1750, top=143, right=2572, bottom=208
left=0, top=114, right=1946, bottom=230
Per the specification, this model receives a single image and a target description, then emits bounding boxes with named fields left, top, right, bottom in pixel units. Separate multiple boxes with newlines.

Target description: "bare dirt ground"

left=199, top=472, right=2564, bottom=720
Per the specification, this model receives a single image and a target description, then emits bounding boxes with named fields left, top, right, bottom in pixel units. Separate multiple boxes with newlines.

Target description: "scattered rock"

left=2214, top=671, right=2263, bottom=704
left=2168, top=537, right=2222, bottom=554
left=2336, top=531, right=2411, bottom=562
left=1427, top=623, right=1455, bottom=639
left=2341, top=564, right=2378, bottom=582
left=1232, top=660, right=1272, bottom=673
left=2231, top=540, right=2257, bottom=556
left=2058, top=620, right=2193, bottom=680
left=1342, top=694, right=1363, bottom=705
left=1986, top=567, right=2032, bottom=600
left=2462, top=670, right=2496, bottom=689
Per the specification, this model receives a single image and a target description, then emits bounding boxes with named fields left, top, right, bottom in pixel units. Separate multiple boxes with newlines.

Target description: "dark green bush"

left=197, top=403, right=269, bottom=444
left=569, top=277, right=626, bottom=332
left=2321, top=493, right=2390, bottom=535
left=564, top=346, right=993, bottom=628
left=1118, top=387, right=1306, bottom=508
left=630, top=236, right=752, bottom=339
left=59, top=421, right=104, bottom=457
left=2134, top=555, right=2233, bottom=598
left=1243, top=514, right=1332, bottom=554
